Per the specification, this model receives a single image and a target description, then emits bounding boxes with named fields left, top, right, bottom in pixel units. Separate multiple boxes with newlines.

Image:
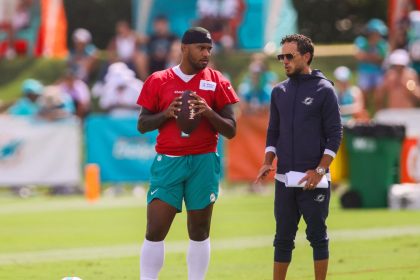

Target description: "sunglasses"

left=277, top=53, right=299, bottom=61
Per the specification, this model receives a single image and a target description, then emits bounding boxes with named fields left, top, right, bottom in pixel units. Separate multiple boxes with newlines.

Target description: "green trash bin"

left=342, top=123, right=405, bottom=208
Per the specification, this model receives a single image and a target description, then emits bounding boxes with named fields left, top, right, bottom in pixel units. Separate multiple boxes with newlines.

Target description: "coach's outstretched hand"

left=255, top=164, right=275, bottom=184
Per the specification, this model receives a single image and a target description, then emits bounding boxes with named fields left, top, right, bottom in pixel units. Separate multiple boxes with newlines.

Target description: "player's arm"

left=189, top=92, right=236, bottom=139
left=137, top=96, right=182, bottom=134
left=206, top=103, right=237, bottom=139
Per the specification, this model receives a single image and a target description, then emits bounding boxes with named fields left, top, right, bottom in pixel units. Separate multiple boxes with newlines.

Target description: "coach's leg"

left=140, top=199, right=177, bottom=280
left=298, top=186, right=331, bottom=280
left=314, top=259, right=328, bottom=280
left=186, top=204, right=214, bottom=280
left=273, top=262, right=290, bottom=280
left=273, top=181, right=300, bottom=280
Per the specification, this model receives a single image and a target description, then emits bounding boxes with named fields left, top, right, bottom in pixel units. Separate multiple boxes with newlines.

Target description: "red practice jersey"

left=137, top=67, right=239, bottom=155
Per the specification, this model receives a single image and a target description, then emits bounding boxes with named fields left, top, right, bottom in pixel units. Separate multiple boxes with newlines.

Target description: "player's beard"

left=188, top=53, right=208, bottom=72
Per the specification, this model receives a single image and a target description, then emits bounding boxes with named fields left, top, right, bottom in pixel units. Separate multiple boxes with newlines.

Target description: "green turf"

left=0, top=186, right=419, bottom=279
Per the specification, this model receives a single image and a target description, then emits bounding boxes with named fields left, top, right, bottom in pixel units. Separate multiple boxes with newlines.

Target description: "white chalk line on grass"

left=0, top=197, right=146, bottom=215
left=1, top=226, right=420, bottom=266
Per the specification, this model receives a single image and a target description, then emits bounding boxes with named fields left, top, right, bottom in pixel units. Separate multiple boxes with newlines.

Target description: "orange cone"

left=85, top=164, right=101, bottom=202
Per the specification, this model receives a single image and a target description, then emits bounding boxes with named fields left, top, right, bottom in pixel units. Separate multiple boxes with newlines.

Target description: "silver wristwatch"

left=315, top=166, right=326, bottom=176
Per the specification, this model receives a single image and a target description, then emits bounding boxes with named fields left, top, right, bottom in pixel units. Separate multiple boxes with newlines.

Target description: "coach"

left=256, top=34, right=342, bottom=280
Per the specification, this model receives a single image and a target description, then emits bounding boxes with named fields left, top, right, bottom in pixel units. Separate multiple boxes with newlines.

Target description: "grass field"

left=0, top=185, right=420, bottom=280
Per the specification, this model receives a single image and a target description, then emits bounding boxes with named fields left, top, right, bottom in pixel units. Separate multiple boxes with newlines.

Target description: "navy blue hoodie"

left=266, top=69, right=342, bottom=174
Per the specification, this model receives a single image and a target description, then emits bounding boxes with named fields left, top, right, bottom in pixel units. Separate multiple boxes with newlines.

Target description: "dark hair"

left=281, top=34, right=314, bottom=65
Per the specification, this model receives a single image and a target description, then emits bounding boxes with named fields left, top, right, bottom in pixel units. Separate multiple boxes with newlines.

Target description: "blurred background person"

left=11, top=0, right=32, bottom=30
left=165, top=39, right=182, bottom=69
left=375, top=48, right=420, bottom=110
left=196, top=0, right=245, bottom=51
left=37, top=85, right=74, bottom=121
left=146, top=15, right=178, bottom=75
left=333, top=66, right=367, bottom=124
left=389, top=17, right=410, bottom=51
left=238, top=53, right=277, bottom=115
left=0, top=100, right=6, bottom=113
left=58, top=68, right=91, bottom=119
left=99, top=62, right=143, bottom=117
left=0, top=0, right=34, bottom=59
left=388, top=0, right=413, bottom=52
left=354, top=18, right=388, bottom=112
left=68, top=28, right=98, bottom=82
left=7, top=78, right=43, bottom=116
left=408, top=10, right=420, bottom=77
left=107, top=20, right=148, bottom=80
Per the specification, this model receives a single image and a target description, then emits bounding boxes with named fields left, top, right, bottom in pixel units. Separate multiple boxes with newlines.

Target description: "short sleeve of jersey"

left=214, top=74, right=239, bottom=111
left=137, top=75, right=159, bottom=112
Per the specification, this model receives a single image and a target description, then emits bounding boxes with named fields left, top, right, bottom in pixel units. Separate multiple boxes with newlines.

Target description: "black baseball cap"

left=181, top=27, right=212, bottom=44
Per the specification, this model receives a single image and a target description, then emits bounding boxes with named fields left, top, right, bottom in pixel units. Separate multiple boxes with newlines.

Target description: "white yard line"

left=0, top=197, right=146, bottom=214
left=1, top=226, right=420, bottom=266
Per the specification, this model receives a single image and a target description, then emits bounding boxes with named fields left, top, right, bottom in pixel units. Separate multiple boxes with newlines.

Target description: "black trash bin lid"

left=344, top=122, right=405, bottom=140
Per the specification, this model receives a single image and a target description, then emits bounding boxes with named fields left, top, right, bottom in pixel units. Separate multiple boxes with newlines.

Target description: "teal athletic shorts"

left=147, top=152, right=221, bottom=212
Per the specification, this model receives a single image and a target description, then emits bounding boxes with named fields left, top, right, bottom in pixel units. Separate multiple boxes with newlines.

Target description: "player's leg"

left=186, top=204, right=214, bottom=280
left=298, top=184, right=331, bottom=280
left=140, top=154, right=186, bottom=280
left=141, top=199, right=177, bottom=280
left=145, top=199, right=178, bottom=241
left=273, top=180, right=301, bottom=280
left=184, top=153, right=220, bottom=280
left=187, top=203, right=214, bottom=240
